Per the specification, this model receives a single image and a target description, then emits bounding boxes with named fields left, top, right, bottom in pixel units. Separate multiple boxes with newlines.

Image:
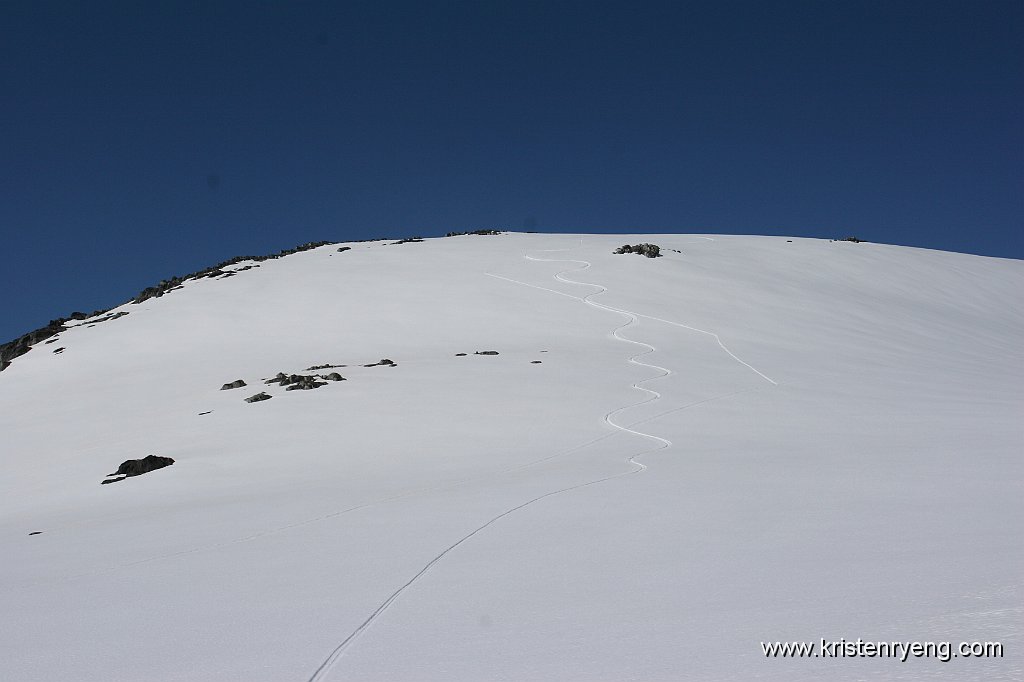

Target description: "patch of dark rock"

left=101, top=455, right=175, bottom=484
left=322, top=372, right=345, bottom=381
left=842, top=236, right=863, bottom=243
left=245, top=392, right=273, bottom=403
left=539, top=350, right=548, bottom=352
left=286, top=380, right=327, bottom=391
left=474, top=351, right=499, bottom=356
left=337, top=246, right=351, bottom=252
left=445, top=229, right=501, bottom=237
left=53, top=347, right=65, bottom=354
left=267, top=373, right=329, bottom=390
left=614, top=243, right=661, bottom=258
left=198, top=411, right=212, bottom=416
left=389, top=237, right=424, bottom=245
left=531, top=360, right=542, bottom=364
left=85, top=311, right=129, bottom=325
left=44, top=338, right=60, bottom=344
left=130, top=240, right=337, bottom=305
left=306, top=363, right=345, bottom=370
left=455, top=353, right=467, bottom=356
left=220, top=379, right=247, bottom=390
left=1, top=316, right=81, bottom=372
left=787, top=240, right=793, bottom=242
left=29, top=531, right=42, bottom=535
left=364, top=358, right=396, bottom=367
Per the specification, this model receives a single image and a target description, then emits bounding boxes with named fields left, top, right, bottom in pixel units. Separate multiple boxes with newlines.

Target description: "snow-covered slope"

left=1, top=233, right=1021, bottom=681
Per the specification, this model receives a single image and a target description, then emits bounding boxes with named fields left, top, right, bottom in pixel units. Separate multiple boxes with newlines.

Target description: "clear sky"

left=2, top=0, right=1021, bottom=343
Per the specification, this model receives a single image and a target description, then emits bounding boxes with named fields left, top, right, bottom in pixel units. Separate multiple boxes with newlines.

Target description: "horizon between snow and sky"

left=1, top=0, right=1021, bottom=343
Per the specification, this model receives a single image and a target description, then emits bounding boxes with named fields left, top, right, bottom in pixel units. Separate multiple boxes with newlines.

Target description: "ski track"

left=306, top=245, right=681, bottom=681
left=485, top=260, right=777, bottom=386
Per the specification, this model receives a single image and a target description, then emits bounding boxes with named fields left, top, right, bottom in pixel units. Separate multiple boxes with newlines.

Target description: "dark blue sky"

left=2, top=0, right=1022, bottom=342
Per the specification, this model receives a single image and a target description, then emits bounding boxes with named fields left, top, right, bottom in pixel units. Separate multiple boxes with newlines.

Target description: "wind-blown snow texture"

left=1, top=233, right=1021, bottom=681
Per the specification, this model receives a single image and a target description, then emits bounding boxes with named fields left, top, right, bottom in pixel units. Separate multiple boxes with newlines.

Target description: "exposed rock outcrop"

left=614, top=243, right=661, bottom=258
left=265, top=373, right=328, bottom=390
left=101, top=455, right=175, bottom=484
left=131, top=240, right=334, bottom=305
left=445, top=229, right=501, bottom=237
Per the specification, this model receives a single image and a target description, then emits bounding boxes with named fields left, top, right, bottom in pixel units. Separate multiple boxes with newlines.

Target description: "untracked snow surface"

left=1, top=233, right=1021, bottom=681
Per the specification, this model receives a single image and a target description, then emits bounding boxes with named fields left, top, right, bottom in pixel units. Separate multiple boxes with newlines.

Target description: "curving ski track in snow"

left=486, top=261, right=777, bottom=385
left=306, top=248, right=678, bottom=681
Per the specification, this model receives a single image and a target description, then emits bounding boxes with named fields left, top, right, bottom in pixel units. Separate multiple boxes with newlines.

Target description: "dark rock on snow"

left=267, top=373, right=329, bottom=390
left=245, top=392, right=273, bottom=403
left=286, top=380, right=327, bottom=391
left=445, top=229, right=501, bottom=237
left=101, top=455, right=175, bottom=484
left=614, top=243, right=661, bottom=258
left=364, top=358, right=396, bottom=367
left=474, top=351, right=500, bottom=356
left=0, top=318, right=70, bottom=371
left=220, top=379, right=247, bottom=390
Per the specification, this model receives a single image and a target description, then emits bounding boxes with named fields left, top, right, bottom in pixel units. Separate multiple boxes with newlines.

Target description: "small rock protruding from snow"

left=245, top=392, right=272, bottom=403
left=265, top=373, right=329, bottom=390
left=614, top=243, right=661, bottom=258
left=101, top=455, right=175, bottom=484
left=220, top=379, right=247, bottom=390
